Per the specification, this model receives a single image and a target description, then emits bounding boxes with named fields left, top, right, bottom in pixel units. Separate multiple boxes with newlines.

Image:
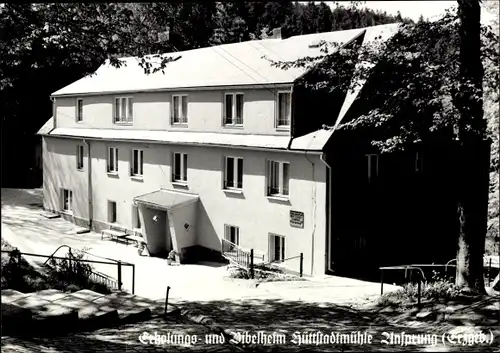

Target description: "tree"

left=454, top=0, right=489, bottom=294
left=269, top=2, right=498, bottom=293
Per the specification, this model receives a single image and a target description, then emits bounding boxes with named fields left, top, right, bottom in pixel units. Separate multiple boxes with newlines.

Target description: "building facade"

left=38, top=24, right=400, bottom=276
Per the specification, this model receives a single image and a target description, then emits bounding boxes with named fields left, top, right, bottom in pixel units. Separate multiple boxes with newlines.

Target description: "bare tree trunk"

left=455, top=0, right=488, bottom=295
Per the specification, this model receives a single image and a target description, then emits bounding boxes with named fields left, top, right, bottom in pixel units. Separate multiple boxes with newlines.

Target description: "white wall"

left=44, top=137, right=328, bottom=275
left=42, top=137, right=89, bottom=221
left=54, top=87, right=291, bottom=135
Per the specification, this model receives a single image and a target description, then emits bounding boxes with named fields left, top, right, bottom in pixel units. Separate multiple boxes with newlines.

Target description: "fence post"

left=132, top=264, right=135, bottom=294
left=299, top=253, right=304, bottom=277
left=380, top=270, right=384, bottom=295
left=117, top=261, right=122, bottom=291
left=417, top=272, right=421, bottom=309
left=489, top=259, right=492, bottom=286
left=164, top=286, right=170, bottom=316
left=250, top=249, right=254, bottom=279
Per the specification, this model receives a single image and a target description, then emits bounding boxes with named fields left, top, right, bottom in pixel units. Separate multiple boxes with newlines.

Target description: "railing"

left=90, top=271, right=119, bottom=290
left=221, top=239, right=304, bottom=279
left=379, top=260, right=497, bottom=309
left=2, top=248, right=135, bottom=294
left=221, top=238, right=250, bottom=268
left=260, top=253, right=304, bottom=278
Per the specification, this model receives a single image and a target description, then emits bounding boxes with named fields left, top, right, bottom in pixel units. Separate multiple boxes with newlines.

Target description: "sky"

left=330, top=1, right=456, bottom=21
left=330, top=1, right=497, bottom=24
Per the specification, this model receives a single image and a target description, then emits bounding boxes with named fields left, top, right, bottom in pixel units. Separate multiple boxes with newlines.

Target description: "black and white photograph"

left=1, top=1, right=499, bottom=352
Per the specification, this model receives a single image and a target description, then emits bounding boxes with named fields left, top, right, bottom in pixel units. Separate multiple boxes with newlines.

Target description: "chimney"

left=271, top=27, right=282, bottom=40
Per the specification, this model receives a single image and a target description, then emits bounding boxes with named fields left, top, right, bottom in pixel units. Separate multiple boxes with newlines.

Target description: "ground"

left=1, top=189, right=499, bottom=352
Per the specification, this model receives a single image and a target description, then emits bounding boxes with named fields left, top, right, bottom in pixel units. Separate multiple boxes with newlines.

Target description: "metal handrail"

left=259, top=253, right=304, bottom=277
left=2, top=249, right=135, bottom=294
left=221, top=238, right=250, bottom=268
left=43, top=245, right=73, bottom=266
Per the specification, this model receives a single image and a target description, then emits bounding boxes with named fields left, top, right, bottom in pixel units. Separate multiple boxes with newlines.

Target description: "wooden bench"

left=101, top=226, right=128, bottom=243
left=125, top=234, right=146, bottom=247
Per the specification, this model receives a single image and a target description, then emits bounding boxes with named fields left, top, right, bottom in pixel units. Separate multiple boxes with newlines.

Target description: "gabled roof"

left=51, top=24, right=399, bottom=97
left=42, top=23, right=401, bottom=153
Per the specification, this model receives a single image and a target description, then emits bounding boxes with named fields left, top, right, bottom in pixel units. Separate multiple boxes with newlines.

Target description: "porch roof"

left=134, top=189, right=198, bottom=210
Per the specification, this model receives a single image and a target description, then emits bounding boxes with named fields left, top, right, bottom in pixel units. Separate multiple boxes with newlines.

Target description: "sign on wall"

left=290, top=210, right=304, bottom=229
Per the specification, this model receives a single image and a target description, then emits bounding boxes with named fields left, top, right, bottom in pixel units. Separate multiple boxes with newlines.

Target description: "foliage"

left=378, top=272, right=462, bottom=309
left=483, top=0, right=500, bottom=256
left=0, top=2, right=416, bottom=188
left=271, top=7, right=498, bottom=153
left=228, top=263, right=306, bottom=282
left=1, top=244, right=111, bottom=294
left=46, top=248, right=94, bottom=288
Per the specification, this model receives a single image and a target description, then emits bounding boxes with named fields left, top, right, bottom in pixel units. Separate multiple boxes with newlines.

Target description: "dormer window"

left=224, top=93, right=244, bottom=125
left=172, top=95, right=188, bottom=124
left=114, top=97, right=133, bottom=123
left=76, top=99, right=83, bottom=122
left=276, top=91, right=291, bottom=128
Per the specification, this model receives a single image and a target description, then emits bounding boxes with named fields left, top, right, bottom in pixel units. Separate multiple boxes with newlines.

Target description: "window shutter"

left=128, top=98, right=133, bottom=122
left=140, top=150, right=144, bottom=175
left=130, top=149, right=134, bottom=176
left=182, top=96, right=188, bottom=123
left=182, top=153, right=187, bottom=181
left=114, top=98, right=119, bottom=122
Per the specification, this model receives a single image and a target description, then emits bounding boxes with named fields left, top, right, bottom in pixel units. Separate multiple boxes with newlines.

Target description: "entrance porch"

left=133, top=189, right=199, bottom=263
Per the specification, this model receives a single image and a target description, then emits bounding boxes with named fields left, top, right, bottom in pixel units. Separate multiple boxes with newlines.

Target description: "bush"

left=1, top=244, right=111, bottom=295
left=46, top=248, right=94, bottom=287
left=378, top=271, right=461, bottom=308
left=228, top=263, right=306, bottom=282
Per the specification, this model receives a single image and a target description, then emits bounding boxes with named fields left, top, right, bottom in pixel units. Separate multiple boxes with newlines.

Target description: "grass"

left=1, top=239, right=111, bottom=294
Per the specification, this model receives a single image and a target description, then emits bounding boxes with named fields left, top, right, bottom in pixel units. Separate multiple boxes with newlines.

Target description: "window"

left=62, top=189, right=72, bottom=212
left=107, top=147, right=119, bottom=173
left=172, top=95, right=188, bottom=124
left=114, top=97, right=133, bottom=123
left=415, top=151, right=423, bottom=173
left=224, top=157, right=243, bottom=189
left=76, top=99, right=83, bottom=122
left=108, top=201, right=117, bottom=223
left=76, top=145, right=84, bottom=170
left=132, top=205, right=141, bottom=230
left=224, top=225, right=240, bottom=246
left=270, top=234, right=285, bottom=262
left=224, top=93, right=244, bottom=125
left=267, top=160, right=290, bottom=196
left=172, top=152, right=187, bottom=182
left=131, top=149, right=144, bottom=177
left=277, top=91, right=291, bottom=127
left=366, top=154, right=379, bottom=182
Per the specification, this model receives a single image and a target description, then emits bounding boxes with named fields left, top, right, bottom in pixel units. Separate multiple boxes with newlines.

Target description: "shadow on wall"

left=141, top=206, right=169, bottom=258
left=42, top=139, right=89, bottom=226
left=184, top=201, right=222, bottom=263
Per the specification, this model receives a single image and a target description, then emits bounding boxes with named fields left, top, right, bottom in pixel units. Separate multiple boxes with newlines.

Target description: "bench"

left=101, top=226, right=128, bottom=243
left=125, top=234, right=146, bottom=247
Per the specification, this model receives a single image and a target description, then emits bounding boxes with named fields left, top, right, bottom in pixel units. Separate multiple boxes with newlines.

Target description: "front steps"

left=1, top=288, right=165, bottom=337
